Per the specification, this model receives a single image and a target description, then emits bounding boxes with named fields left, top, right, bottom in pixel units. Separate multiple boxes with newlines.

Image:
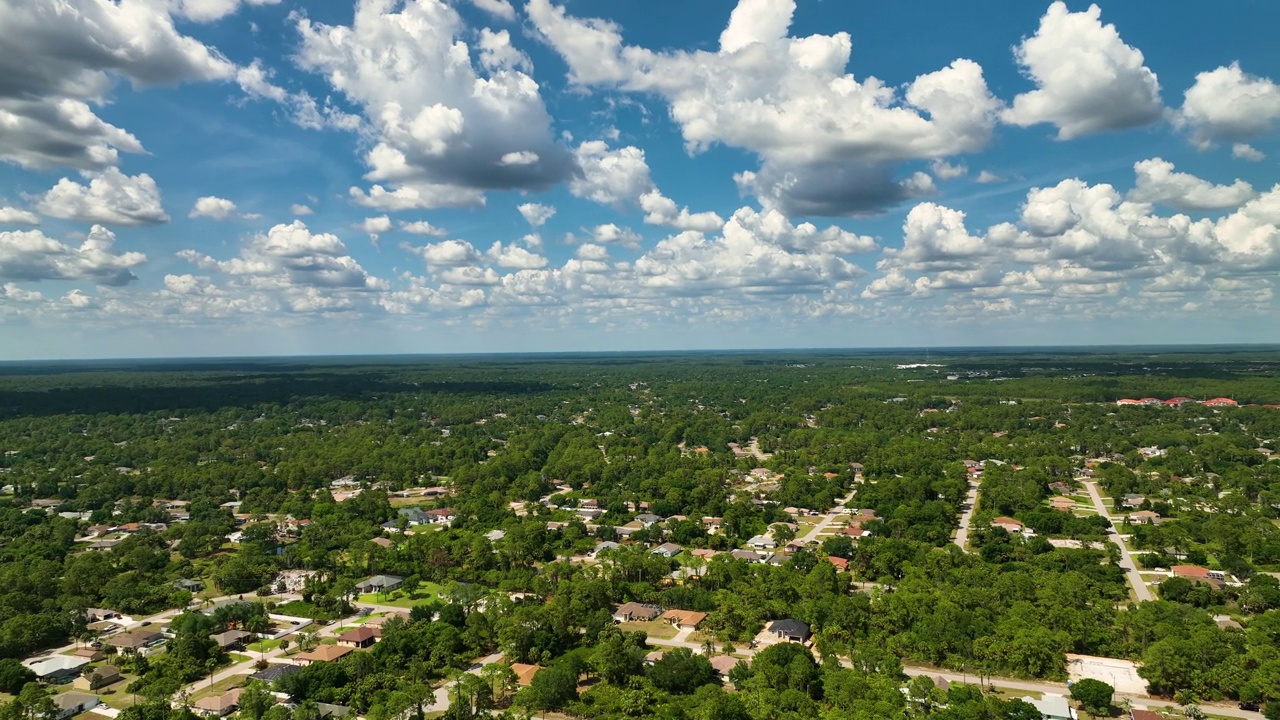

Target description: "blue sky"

left=0, top=0, right=1278, bottom=359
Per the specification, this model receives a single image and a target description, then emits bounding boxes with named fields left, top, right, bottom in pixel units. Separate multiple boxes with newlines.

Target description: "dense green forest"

left=1, top=348, right=1279, bottom=720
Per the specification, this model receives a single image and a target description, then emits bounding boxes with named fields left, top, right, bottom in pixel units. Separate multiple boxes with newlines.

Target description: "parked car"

left=1238, top=702, right=1259, bottom=712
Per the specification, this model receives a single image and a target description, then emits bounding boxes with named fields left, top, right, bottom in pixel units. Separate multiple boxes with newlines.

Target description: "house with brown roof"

left=660, top=609, right=706, bottom=630
left=827, top=556, right=849, bottom=571
left=211, top=630, right=251, bottom=650
left=613, top=602, right=663, bottom=623
left=511, top=663, right=541, bottom=687
left=193, top=688, right=245, bottom=717
left=1049, top=497, right=1076, bottom=512
left=992, top=517, right=1024, bottom=534
left=336, top=626, right=379, bottom=648
left=1130, top=510, right=1161, bottom=525
left=1172, top=565, right=1226, bottom=587
left=1130, top=710, right=1163, bottom=720
left=108, top=629, right=163, bottom=653
left=709, top=655, right=746, bottom=678
left=74, top=665, right=121, bottom=691
left=295, top=644, right=354, bottom=665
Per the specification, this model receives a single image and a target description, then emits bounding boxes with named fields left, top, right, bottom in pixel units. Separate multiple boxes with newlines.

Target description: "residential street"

left=796, top=491, right=858, bottom=545
left=1084, top=481, right=1154, bottom=602
left=952, top=480, right=980, bottom=552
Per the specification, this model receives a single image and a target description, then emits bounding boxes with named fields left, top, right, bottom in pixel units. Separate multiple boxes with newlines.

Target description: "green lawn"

left=246, top=637, right=283, bottom=653
left=273, top=600, right=339, bottom=621
left=618, top=620, right=677, bottom=639
left=357, top=583, right=445, bottom=608
left=187, top=673, right=249, bottom=702
left=227, top=652, right=253, bottom=664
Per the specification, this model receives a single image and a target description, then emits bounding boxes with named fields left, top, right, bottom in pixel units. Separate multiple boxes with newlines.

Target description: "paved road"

left=796, top=491, right=858, bottom=545
left=953, top=480, right=980, bottom=552
left=1084, top=481, right=1154, bottom=602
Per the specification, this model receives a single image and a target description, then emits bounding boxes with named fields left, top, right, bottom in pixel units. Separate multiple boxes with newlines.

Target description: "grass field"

left=246, top=637, right=283, bottom=653
left=357, top=583, right=445, bottom=608
left=618, top=619, right=678, bottom=639
left=188, top=673, right=249, bottom=701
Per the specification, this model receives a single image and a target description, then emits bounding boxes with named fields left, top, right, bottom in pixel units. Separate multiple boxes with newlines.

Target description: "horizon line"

left=3, top=342, right=1279, bottom=365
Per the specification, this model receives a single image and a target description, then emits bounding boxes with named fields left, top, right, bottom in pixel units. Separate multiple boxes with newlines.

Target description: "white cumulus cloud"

left=295, top=0, right=574, bottom=209
left=189, top=196, right=239, bottom=220
left=0, top=207, right=39, bottom=225
left=1176, top=63, right=1280, bottom=149
left=528, top=0, right=1001, bottom=215
left=1003, top=2, right=1162, bottom=139
left=1128, top=158, right=1255, bottom=211
left=517, top=203, right=556, bottom=227
left=0, top=225, right=145, bottom=286
left=37, top=169, right=169, bottom=226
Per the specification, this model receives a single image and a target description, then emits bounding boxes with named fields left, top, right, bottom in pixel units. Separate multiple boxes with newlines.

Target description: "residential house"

left=107, top=629, right=163, bottom=653
left=211, top=630, right=251, bottom=650
left=709, top=655, right=746, bottom=679
left=1163, top=397, right=1194, bottom=407
left=690, top=548, right=719, bottom=560
left=591, top=541, right=620, bottom=558
left=767, top=619, right=811, bottom=643
left=397, top=508, right=430, bottom=526
left=827, top=556, right=849, bottom=572
left=511, top=663, right=541, bottom=687
left=370, top=537, right=393, bottom=549
left=193, top=688, right=244, bottom=717
left=173, top=578, right=204, bottom=593
left=294, top=645, right=354, bottom=665
left=52, top=692, right=99, bottom=720
left=354, top=574, right=404, bottom=594
left=315, top=704, right=351, bottom=719
left=250, top=663, right=301, bottom=683
left=651, top=542, right=683, bottom=558
left=1130, top=510, right=1161, bottom=525
left=1130, top=710, right=1163, bottom=720
left=73, top=665, right=121, bottom=691
left=1047, top=482, right=1072, bottom=495
left=1203, top=397, right=1238, bottom=407
left=1049, top=497, right=1077, bottom=512
left=1172, top=565, right=1227, bottom=587
left=1018, top=694, right=1075, bottom=720
left=614, top=522, right=643, bottom=539
left=613, top=602, right=663, bottom=623
left=729, top=549, right=768, bottom=563
left=1121, top=494, right=1146, bottom=508
left=24, top=656, right=90, bottom=684
left=71, top=648, right=105, bottom=663
left=992, top=517, right=1024, bottom=534
left=425, top=508, right=455, bottom=525
left=660, top=609, right=706, bottom=630
left=576, top=507, right=605, bottom=521
left=841, top=524, right=871, bottom=539
left=484, top=529, right=506, bottom=542
left=746, top=534, right=776, bottom=550
left=336, top=627, right=379, bottom=648
left=701, top=517, right=722, bottom=534
left=635, top=513, right=663, bottom=527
